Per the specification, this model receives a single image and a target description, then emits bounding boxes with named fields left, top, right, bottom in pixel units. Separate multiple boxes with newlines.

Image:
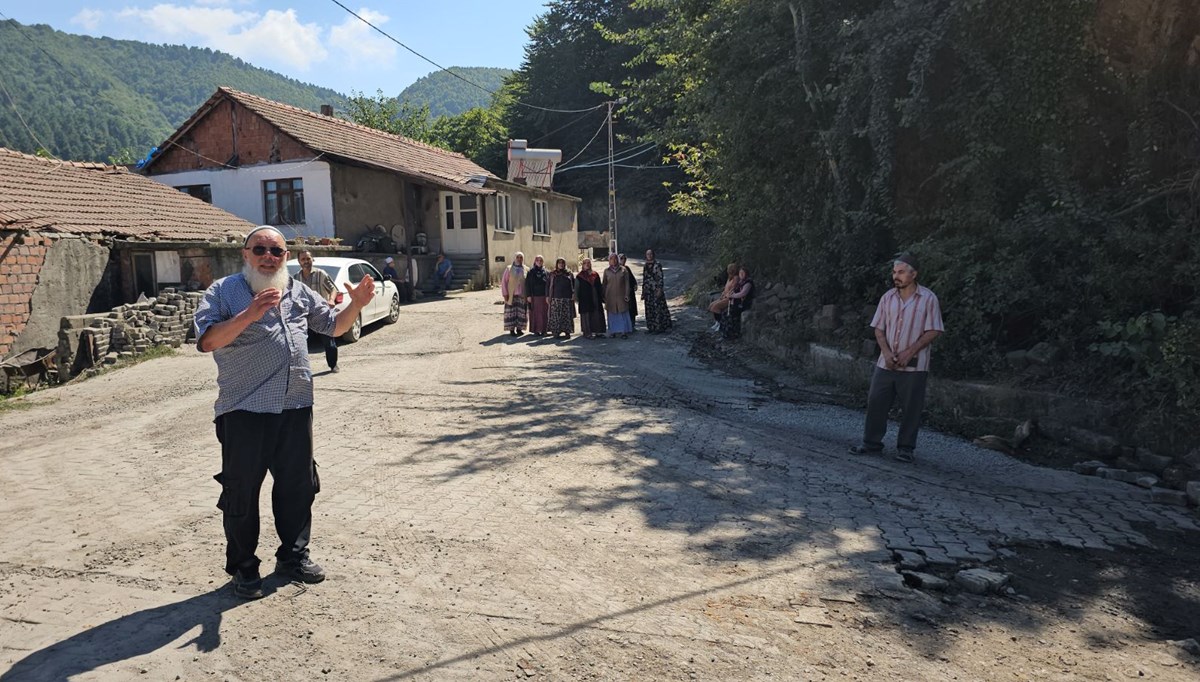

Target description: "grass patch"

left=0, top=385, right=57, bottom=413
left=131, top=345, right=178, bottom=363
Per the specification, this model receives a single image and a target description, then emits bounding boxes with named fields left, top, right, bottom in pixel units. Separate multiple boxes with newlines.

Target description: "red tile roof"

left=154, top=87, right=499, bottom=195
left=0, top=147, right=255, bottom=240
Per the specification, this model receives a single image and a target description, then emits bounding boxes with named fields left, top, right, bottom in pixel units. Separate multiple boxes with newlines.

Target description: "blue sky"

left=1, top=0, right=549, bottom=95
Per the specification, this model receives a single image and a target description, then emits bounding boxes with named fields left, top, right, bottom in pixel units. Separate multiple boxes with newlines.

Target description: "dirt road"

left=1, top=261, right=1198, bottom=680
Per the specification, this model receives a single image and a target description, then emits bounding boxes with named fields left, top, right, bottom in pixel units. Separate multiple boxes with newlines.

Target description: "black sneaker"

left=848, top=445, right=883, bottom=456
left=275, top=556, right=326, bottom=584
left=232, top=568, right=264, bottom=600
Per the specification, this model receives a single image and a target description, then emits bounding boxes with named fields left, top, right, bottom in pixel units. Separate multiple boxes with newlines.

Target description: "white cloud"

left=328, top=8, right=396, bottom=65
left=70, top=8, right=105, bottom=32
left=116, top=4, right=329, bottom=71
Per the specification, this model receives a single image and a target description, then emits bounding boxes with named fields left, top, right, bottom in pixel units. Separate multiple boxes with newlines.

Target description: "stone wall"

left=726, top=283, right=1200, bottom=507
left=577, top=198, right=712, bottom=256
left=58, top=288, right=203, bottom=379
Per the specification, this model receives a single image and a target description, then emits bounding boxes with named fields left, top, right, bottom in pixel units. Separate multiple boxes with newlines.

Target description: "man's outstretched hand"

left=346, top=275, right=375, bottom=308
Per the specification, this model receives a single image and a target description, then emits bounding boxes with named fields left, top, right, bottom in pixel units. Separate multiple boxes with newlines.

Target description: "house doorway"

left=441, top=192, right=481, bottom=255
left=132, top=252, right=156, bottom=299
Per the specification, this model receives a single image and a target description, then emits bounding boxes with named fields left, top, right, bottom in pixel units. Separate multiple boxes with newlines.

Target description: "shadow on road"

left=398, top=282, right=1200, bottom=664
left=1, top=584, right=257, bottom=681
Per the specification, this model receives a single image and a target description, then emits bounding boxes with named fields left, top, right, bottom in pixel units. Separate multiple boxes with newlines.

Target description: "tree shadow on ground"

left=0, top=582, right=270, bottom=681
left=393, top=260, right=1200, bottom=666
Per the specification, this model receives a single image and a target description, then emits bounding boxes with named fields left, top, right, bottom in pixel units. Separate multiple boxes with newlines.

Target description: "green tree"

left=431, top=106, right=508, bottom=174
left=343, top=89, right=438, bottom=142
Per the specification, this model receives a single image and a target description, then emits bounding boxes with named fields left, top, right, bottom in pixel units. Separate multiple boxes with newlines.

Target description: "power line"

left=556, top=115, right=610, bottom=167
left=531, top=108, right=604, bottom=145
left=559, top=141, right=657, bottom=172
left=0, top=69, right=55, bottom=158
left=0, top=13, right=71, bottom=73
left=327, top=0, right=606, bottom=115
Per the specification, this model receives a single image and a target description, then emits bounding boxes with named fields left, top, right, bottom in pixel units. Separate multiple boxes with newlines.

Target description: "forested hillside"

left=0, top=20, right=345, bottom=162
left=500, top=0, right=1200, bottom=446
left=399, top=67, right=512, bottom=117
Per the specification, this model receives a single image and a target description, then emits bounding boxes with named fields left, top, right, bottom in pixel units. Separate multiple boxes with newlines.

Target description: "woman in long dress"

left=641, top=249, right=672, bottom=333
left=575, top=258, right=606, bottom=339
left=546, top=258, right=575, bottom=338
left=602, top=254, right=633, bottom=339
left=500, top=252, right=527, bottom=335
left=619, top=254, right=638, bottom=331
left=525, top=255, right=550, bottom=336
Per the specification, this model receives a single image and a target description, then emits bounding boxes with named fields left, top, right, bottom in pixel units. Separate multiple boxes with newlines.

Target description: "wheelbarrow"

left=0, top=347, right=56, bottom=393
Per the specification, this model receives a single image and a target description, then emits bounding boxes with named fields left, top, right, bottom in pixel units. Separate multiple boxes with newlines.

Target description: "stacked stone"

left=58, top=288, right=206, bottom=379
left=57, top=314, right=115, bottom=378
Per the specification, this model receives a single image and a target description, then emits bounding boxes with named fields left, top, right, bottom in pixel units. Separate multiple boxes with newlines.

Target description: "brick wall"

left=0, top=231, right=52, bottom=358
left=152, top=99, right=314, bottom=174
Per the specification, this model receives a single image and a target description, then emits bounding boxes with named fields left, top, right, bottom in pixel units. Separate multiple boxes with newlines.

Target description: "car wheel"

left=385, top=294, right=400, bottom=324
left=340, top=314, right=362, bottom=344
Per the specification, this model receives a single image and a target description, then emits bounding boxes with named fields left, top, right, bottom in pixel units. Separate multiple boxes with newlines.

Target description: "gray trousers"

left=862, top=367, right=929, bottom=452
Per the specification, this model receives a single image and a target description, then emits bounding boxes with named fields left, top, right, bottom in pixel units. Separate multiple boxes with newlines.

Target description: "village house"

left=0, top=146, right=264, bottom=359
left=139, top=87, right=582, bottom=287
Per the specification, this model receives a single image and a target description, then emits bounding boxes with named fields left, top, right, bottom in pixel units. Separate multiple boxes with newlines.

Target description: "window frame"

left=175, top=184, right=212, bottom=204
left=532, top=199, right=549, bottom=237
left=263, top=177, right=306, bottom=226
left=494, top=193, right=513, bottom=233
left=440, top=192, right=480, bottom=232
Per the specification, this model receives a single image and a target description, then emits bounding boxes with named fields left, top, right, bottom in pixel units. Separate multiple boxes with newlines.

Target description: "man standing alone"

left=294, top=249, right=339, bottom=373
left=849, top=253, right=943, bottom=463
left=194, top=226, right=374, bottom=599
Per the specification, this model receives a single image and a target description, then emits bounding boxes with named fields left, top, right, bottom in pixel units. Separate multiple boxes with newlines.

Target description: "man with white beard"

left=194, top=225, right=374, bottom=599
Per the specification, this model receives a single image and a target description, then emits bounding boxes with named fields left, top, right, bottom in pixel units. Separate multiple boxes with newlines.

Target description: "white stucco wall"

left=146, top=160, right=335, bottom=239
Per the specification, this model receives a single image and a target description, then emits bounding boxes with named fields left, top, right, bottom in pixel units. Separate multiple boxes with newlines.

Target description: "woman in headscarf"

left=575, top=257, right=606, bottom=339
left=722, top=265, right=753, bottom=339
left=602, top=253, right=633, bottom=339
left=546, top=257, right=576, bottom=338
left=618, top=254, right=638, bottom=331
left=500, top=252, right=527, bottom=336
left=708, top=262, right=740, bottom=334
left=525, top=255, right=550, bottom=336
left=641, top=249, right=672, bottom=333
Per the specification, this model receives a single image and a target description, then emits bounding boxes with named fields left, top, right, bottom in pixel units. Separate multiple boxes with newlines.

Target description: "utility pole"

left=606, top=97, right=626, bottom=255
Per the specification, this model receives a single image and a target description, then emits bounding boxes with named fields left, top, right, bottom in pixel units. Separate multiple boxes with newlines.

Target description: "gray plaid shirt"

left=194, top=273, right=338, bottom=418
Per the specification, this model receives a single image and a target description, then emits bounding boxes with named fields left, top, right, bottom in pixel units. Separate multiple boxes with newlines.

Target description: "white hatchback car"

left=286, top=256, right=400, bottom=343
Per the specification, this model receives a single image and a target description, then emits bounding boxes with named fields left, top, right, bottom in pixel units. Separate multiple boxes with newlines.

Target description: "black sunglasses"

left=248, top=245, right=286, bottom=257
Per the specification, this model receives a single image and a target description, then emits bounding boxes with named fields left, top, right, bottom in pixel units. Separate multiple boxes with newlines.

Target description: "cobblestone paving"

left=1, top=261, right=1197, bottom=680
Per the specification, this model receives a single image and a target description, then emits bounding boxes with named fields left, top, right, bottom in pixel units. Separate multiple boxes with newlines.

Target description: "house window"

left=533, top=199, right=549, bottom=236
left=495, top=193, right=512, bottom=233
left=176, top=184, right=212, bottom=203
left=441, top=192, right=479, bottom=231
left=264, top=178, right=305, bottom=225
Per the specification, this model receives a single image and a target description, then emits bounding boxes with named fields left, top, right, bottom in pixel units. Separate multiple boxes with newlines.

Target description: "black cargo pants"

left=214, top=407, right=319, bottom=576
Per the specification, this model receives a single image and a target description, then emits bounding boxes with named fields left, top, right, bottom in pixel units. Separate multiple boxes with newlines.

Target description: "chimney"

left=320, top=104, right=334, bottom=117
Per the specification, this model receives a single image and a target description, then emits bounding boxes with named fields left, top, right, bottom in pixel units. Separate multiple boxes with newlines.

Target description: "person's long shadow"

left=2, top=584, right=256, bottom=681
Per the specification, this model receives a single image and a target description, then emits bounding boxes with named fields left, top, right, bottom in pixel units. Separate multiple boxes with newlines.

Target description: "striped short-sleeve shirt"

left=194, top=273, right=338, bottom=418
left=870, top=285, right=944, bottom=372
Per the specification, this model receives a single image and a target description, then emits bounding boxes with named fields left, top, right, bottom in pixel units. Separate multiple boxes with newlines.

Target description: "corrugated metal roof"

left=0, top=147, right=256, bottom=241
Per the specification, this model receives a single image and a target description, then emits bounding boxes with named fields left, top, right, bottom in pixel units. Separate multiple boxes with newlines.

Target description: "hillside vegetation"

left=498, top=0, right=1200, bottom=450
left=0, top=20, right=345, bottom=162
left=398, top=67, right=512, bottom=117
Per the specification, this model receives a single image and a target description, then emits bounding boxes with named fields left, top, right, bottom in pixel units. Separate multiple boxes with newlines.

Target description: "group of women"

left=499, top=250, right=673, bottom=339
